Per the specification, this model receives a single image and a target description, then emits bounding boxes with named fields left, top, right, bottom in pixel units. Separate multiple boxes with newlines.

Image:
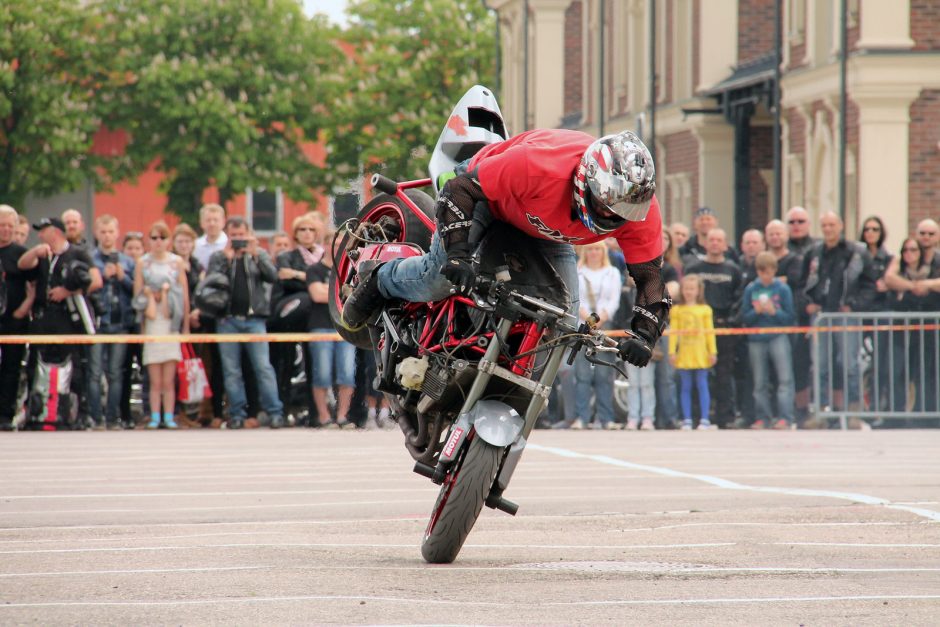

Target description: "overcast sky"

left=302, top=0, right=348, bottom=25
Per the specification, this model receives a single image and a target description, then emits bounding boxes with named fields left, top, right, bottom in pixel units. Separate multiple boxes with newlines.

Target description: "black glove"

left=442, top=255, right=475, bottom=295
left=618, top=332, right=655, bottom=368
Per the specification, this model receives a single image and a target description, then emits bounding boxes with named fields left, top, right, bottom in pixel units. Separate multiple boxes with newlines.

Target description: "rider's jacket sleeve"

left=627, top=256, right=673, bottom=343
left=435, top=174, right=488, bottom=256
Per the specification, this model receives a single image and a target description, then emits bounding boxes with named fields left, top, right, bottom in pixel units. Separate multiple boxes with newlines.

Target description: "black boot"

left=341, top=261, right=386, bottom=331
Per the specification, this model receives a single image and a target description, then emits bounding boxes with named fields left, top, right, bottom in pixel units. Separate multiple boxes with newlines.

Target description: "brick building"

left=487, top=0, right=940, bottom=250
left=20, top=130, right=332, bottom=245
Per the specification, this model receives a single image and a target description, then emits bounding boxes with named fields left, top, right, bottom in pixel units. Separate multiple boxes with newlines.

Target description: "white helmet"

left=573, top=131, right=656, bottom=234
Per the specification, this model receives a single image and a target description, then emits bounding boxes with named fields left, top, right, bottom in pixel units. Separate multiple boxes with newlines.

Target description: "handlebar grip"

left=371, top=173, right=399, bottom=195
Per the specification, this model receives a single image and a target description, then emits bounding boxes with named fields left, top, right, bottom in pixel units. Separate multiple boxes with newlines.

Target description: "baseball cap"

left=694, top=206, right=715, bottom=218
left=32, top=217, right=66, bottom=232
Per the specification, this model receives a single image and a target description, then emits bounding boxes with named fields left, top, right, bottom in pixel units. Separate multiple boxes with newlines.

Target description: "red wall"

left=91, top=129, right=329, bottom=237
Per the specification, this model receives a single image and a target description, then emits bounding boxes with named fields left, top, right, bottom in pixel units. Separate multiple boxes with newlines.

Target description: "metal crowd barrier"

left=812, top=312, right=940, bottom=428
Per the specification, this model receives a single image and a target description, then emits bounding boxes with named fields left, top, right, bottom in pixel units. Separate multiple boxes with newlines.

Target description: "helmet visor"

left=590, top=183, right=652, bottom=222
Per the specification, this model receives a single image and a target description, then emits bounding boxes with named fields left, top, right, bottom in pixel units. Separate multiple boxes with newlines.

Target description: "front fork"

left=414, top=318, right=570, bottom=516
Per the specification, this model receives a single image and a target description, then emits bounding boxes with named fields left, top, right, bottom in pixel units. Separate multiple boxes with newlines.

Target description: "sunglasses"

left=150, top=234, right=168, bottom=241
left=863, top=226, right=881, bottom=232
left=295, top=227, right=317, bottom=233
left=788, top=219, right=807, bottom=225
left=918, top=231, right=938, bottom=236
left=903, top=247, right=920, bottom=253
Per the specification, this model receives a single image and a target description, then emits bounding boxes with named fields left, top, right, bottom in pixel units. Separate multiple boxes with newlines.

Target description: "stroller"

left=26, top=347, right=79, bottom=430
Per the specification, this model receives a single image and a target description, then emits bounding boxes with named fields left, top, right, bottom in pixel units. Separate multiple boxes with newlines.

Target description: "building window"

left=672, top=0, right=693, bottom=101
left=246, top=187, right=283, bottom=235
left=788, top=0, right=806, bottom=44
left=331, top=190, right=361, bottom=228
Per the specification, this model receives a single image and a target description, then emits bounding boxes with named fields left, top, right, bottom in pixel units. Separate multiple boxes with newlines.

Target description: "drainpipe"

left=648, top=0, right=656, bottom=164
left=773, top=0, right=783, bottom=219
left=523, top=0, right=529, bottom=130
left=480, top=0, right=501, bottom=98
left=599, top=0, right=605, bottom=135
left=838, top=0, right=848, bottom=221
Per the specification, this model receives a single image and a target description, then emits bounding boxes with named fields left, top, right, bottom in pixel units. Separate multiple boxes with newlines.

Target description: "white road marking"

left=772, top=542, right=940, bottom=548
left=0, top=517, right=428, bottom=533
left=0, top=492, right=715, bottom=515
left=2, top=565, right=939, bottom=578
left=1, top=594, right=939, bottom=609
left=529, top=444, right=940, bottom=522
left=0, top=566, right=266, bottom=578
left=0, top=542, right=735, bottom=555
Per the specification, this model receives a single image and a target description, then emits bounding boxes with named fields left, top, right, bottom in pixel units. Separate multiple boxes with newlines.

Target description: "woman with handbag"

left=572, top=242, right=623, bottom=430
left=134, top=221, right=189, bottom=429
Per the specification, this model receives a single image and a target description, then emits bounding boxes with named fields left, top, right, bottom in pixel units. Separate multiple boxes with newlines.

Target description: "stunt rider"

left=341, top=129, right=671, bottom=368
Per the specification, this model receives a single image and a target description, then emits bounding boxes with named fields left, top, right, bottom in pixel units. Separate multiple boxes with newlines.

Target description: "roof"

left=703, top=54, right=776, bottom=96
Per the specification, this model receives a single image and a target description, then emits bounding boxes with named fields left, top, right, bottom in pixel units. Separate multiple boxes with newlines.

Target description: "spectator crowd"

left=0, top=201, right=937, bottom=433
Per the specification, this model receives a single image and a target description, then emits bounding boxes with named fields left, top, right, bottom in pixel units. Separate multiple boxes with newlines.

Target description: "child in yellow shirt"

left=669, top=275, right=718, bottom=430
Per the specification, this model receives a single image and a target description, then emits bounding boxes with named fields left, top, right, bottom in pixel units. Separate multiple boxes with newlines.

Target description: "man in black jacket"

left=799, top=212, right=869, bottom=419
left=686, top=228, right=744, bottom=428
left=0, top=206, right=36, bottom=430
left=207, top=217, right=285, bottom=429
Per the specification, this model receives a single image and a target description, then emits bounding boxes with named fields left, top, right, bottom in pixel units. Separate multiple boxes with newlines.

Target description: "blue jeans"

left=574, top=349, right=615, bottom=425
left=88, top=341, right=127, bottom=424
left=378, top=230, right=580, bottom=315
left=812, top=315, right=861, bottom=407
left=749, top=336, right=795, bottom=424
left=626, top=360, right=656, bottom=421
left=679, top=369, right=710, bottom=423
left=308, top=331, right=356, bottom=388
left=217, top=317, right=284, bottom=420
left=652, top=336, right=678, bottom=426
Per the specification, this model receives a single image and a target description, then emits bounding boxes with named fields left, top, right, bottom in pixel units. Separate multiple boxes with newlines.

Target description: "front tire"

left=421, top=435, right=501, bottom=564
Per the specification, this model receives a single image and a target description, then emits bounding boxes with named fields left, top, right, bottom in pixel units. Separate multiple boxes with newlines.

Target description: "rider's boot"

left=341, top=260, right=386, bottom=331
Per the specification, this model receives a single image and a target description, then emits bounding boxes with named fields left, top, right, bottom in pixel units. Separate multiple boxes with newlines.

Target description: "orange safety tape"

left=2, top=323, right=939, bottom=345
left=0, top=333, right=343, bottom=345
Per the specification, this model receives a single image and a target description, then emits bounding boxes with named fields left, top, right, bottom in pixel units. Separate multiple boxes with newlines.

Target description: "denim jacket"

left=91, top=248, right=136, bottom=332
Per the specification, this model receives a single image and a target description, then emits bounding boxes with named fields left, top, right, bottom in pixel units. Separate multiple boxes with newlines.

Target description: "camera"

left=105, top=252, right=120, bottom=264
left=231, top=239, right=248, bottom=251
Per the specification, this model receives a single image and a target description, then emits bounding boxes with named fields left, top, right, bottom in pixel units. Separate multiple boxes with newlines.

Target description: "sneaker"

left=848, top=417, right=872, bottom=431
left=146, top=417, right=161, bottom=429
left=772, top=418, right=790, bottom=430
left=696, top=421, right=716, bottom=430
left=681, top=420, right=693, bottom=431
left=107, top=421, right=124, bottom=431
left=603, top=421, right=622, bottom=430
left=163, top=416, right=178, bottom=429
left=750, top=419, right=766, bottom=430
left=569, top=418, right=585, bottom=430
left=624, top=418, right=639, bottom=431
left=640, top=417, right=655, bottom=431
left=341, top=261, right=386, bottom=331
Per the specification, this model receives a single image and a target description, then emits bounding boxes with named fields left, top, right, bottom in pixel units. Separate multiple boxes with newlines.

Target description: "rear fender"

left=356, top=243, right=424, bottom=269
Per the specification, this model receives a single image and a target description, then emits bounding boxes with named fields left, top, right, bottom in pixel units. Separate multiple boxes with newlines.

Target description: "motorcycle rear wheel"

left=421, top=435, right=501, bottom=564
left=328, top=189, right=435, bottom=349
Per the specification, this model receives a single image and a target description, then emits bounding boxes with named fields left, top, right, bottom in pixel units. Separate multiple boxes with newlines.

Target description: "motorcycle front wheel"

left=421, top=434, right=501, bottom=564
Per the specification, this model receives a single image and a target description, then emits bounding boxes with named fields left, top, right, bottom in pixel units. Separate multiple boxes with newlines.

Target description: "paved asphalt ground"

left=1, top=429, right=939, bottom=626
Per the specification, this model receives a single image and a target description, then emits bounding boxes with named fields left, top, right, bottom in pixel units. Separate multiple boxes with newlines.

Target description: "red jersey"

left=469, top=129, right=662, bottom=264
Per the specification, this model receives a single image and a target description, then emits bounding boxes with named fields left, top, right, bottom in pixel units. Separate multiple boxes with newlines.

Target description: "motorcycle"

left=329, top=86, right=634, bottom=563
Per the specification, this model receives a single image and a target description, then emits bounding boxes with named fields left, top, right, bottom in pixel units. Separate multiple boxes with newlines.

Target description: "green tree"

left=324, top=0, right=497, bottom=188
left=0, top=0, right=112, bottom=207
left=97, top=0, right=343, bottom=223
